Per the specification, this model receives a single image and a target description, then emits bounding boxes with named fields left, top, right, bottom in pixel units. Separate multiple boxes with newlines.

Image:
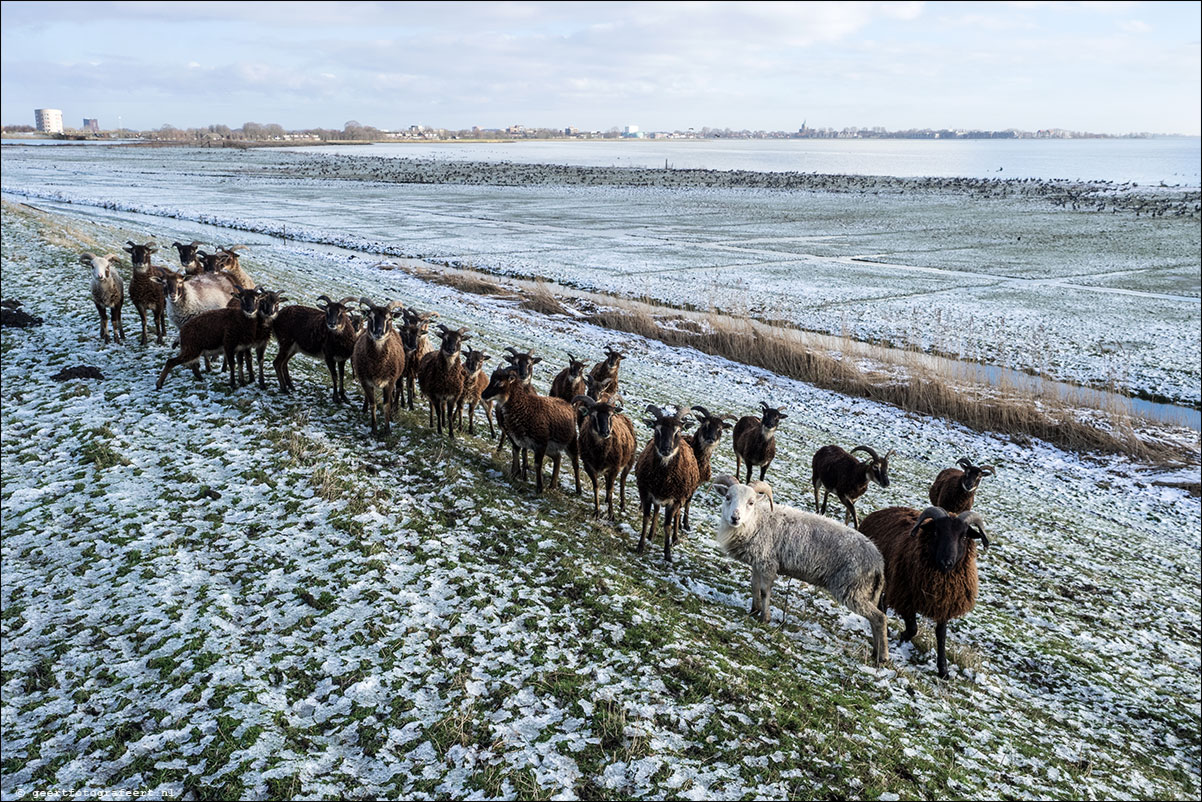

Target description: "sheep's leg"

left=744, top=462, right=753, bottom=485
left=820, top=489, right=831, bottom=516
left=113, top=306, right=125, bottom=343
left=533, top=448, right=547, bottom=494
left=275, top=345, right=294, bottom=392
left=428, top=396, right=435, bottom=428
left=663, top=503, right=678, bottom=562
left=95, top=303, right=109, bottom=343
left=759, top=463, right=768, bottom=481
left=682, top=492, right=693, bottom=531
left=587, top=467, right=600, bottom=519
left=155, top=308, right=166, bottom=343
left=339, top=362, right=350, bottom=402
left=899, top=612, right=918, bottom=642
left=735, top=454, right=742, bottom=482
left=549, top=453, right=563, bottom=490
left=467, top=402, right=476, bottom=435
left=846, top=592, right=890, bottom=665
left=838, top=493, right=857, bottom=528
left=749, top=567, right=761, bottom=617
left=190, top=363, right=203, bottom=381
left=812, top=476, right=821, bottom=511
left=522, top=449, right=529, bottom=480
left=364, top=385, right=377, bottom=434
left=484, top=402, right=495, bottom=438
left=136, top=304, right=149, bottom=345
left=618, top=468, right=629, bottom=513
left=935, top=621, right=949, bottom=679
left=637, top=497, right=653, bottom=554
left=156, top=355, right=188, bottom=390
left=494, top=409, right=507, bottom=452
left=256, top=345, right=268, bottom=388
left=758, top=569, right=777, bottom=624
left=604, top=472, right=615, bottom=521
left=446, top=400, right=457, bottom=438
left=571, top=448, right=581, bottom=495
left=382, top=385, right=394, bottom=436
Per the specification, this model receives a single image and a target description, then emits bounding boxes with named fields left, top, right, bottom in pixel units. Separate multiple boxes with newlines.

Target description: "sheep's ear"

left=150, top=275, right=165, bottom=285
left=530, top=356, right=542, bottom=364
left=712, top=475, right=736, bottom=499
left=643, top=418, right=656, bottom=429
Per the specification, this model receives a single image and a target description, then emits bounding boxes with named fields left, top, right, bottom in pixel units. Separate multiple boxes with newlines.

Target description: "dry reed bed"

left=420, top=271, right=1191, bottom=464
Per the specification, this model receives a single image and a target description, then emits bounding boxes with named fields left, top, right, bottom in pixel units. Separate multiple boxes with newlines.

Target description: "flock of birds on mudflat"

left=78, top=238, right=1001, bottom=678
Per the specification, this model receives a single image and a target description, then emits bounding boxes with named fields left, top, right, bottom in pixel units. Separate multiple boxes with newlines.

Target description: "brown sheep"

left=272, top=295, right=360, bottom=402
left=456, top=348, right=493, bottom=437
left=351, top=298, right=406, bottom=436
left=549, top=354, right=588, bottom=403
left=811, top=444, right=893, bottom=529
left=635, top=405, right=700, bottom=562
left=572, top=395, right=637, bottom=521
left=860, top=505, right=989, bottom=678
left=929, top=458, right=996, bottom=514
left=122, top=240, right=167, bottom=345
left=482, top=366, right=580, bottom=495
left=681, top=405, right=735, bottom=530
left=733, top=401, right=787, bottom=483
left=417, top=324, right=471, bottom=438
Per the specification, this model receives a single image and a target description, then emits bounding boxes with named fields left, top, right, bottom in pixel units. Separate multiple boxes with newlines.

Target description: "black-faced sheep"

left=733, top=401, right=787, bottom=483
left=929, top=458, right=996, bottom=514
left=859, top=505, right=989, bottom=678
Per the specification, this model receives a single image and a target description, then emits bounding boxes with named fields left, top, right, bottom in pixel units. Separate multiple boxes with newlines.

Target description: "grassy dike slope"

left=1, top=200, right=1199, bottom=800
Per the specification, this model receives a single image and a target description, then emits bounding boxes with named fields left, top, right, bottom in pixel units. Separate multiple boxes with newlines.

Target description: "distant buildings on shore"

left=6, top=110, right=1159, bottom=142
left=34, top=108, right=63, bottom=134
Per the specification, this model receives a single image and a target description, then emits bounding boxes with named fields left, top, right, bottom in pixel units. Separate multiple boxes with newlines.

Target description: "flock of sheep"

left=81, top=239, right=997, bottom=678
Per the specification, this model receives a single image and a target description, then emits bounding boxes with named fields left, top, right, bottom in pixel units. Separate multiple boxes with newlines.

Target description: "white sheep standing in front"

left=712, top=475, right=889, bottom=664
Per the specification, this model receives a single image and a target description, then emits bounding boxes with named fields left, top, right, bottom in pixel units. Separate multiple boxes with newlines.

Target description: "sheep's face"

left=916, top=516, right=986, bottom=573
left=151, top=270, right=187, bottom=302
left=604, top=349, right=624, bottom=370
left=482, top=367, right=519, bottom=402
left=585, top=402, right=621, bottom=440
left=325, top=302, right=351, bottom=333
left=173, top=242, right=201, bottom=267
left=123, top=241, right=157, bottom=266
left=713, top=482, right=768, bottom=531
left=647, top=413, right=690, bottom=460
left=362, top=305, right=395, bottom=342
left=958, top=463, right=994, bottom=494
left=464, top=349, right=489, bottom=376
left=83, top=254, right=118, bottom=282
left=504, top=350, right=540, bottom=384
left=437, top=327, right=469, bottom=358
left=869, top=455, right=891, bottom=488
left=694, top=414, right=732, bottom=450
left=759, top=405, right=787, bottom=432
left=235, top=288, right=261, bottom=318
left=256, top=290, right=285, bottom=323
left=567, top=357, right=587, bottom=378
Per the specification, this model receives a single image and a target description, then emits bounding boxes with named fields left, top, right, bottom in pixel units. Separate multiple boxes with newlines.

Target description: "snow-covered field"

left=2, top=201, right=1199, bottom=800
left=1, top=145, right=1198, bottom=407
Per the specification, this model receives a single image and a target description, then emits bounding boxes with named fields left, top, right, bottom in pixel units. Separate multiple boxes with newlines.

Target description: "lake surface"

left=283, top=137, right=1202, bottom=187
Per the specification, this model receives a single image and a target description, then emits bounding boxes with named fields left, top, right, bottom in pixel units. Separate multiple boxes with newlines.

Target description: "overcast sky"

left=2, top=1, right=1198, bottom=135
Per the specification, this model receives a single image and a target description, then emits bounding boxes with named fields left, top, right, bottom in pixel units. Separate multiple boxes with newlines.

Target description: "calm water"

left=283, top=137, right=1202, bottom=187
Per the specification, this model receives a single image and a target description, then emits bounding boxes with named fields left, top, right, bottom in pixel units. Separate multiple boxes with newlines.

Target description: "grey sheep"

left=712, top=475, right=889, bottom=664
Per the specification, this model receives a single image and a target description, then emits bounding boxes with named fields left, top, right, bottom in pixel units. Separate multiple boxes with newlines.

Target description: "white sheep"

left=712, top=475, right=889, bottom=664
left=81, top=252, right=125, bottom=344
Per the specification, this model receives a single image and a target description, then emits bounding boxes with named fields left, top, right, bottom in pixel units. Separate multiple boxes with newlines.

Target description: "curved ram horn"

left=957, top=510, right=989, bottom=548
left=316, top=294, right=332, bottom=307
left=643, top=403, right=662, bottom=418
left=957, top=457, right=975, bottom=471
left=759, top=400, right=771, bottom=412
left=712, top=474, right=737, bottom=491
left=749, top=480, right=774, bottom=511
left=385, top=299, right=405, bottom=311
left=979, top=465, right=996, bottom=476
left=335, top=296, right=358, bottom=307
left=571, top=394, right=596, bottom=409
left=690, top=405, right=712, bottom=420
left=910, top=506, right=948, bottom=537
left=850, top=445, right=881, bottom=463
left=358, top=296, right=375, bottom=309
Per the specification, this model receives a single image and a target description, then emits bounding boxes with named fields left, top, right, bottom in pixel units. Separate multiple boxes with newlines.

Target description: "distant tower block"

left=83, top=118, right=100, bottom=133
left=35, top=108, right=64, bottom=133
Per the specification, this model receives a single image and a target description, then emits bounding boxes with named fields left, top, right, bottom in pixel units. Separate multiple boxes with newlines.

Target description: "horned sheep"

left=859, top=505, right=989, bottom=678
left=929, top=458, right=995, bottom=514
left=811, top=444, right=893, bottom=530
